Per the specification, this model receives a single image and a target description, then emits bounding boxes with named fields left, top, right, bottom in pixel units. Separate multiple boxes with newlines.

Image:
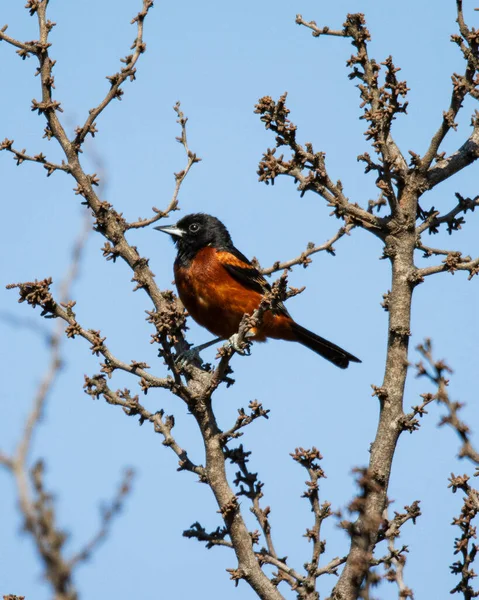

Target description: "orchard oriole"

left=155, top=213, right=360, bottom=369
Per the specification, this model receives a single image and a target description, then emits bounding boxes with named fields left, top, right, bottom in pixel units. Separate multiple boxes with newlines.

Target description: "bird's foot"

left=174, top=337, right=223, bottom=367
left=175, top=346, right=203, bottom=368
left=223, top=332, right=253, bottom=356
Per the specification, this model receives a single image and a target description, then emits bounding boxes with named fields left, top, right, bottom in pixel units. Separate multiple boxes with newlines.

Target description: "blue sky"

left=1, top=1, right=478, bottom=598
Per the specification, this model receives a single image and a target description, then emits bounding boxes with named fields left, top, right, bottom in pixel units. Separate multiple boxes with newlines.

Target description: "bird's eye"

left=189, top=223, right=200, bottom=233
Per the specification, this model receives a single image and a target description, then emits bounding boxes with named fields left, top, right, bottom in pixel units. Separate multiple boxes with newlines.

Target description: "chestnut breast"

left=174, top=246, right=262, bottom=338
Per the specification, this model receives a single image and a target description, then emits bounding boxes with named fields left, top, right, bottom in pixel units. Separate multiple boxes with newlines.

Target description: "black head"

left=155, top=213, right=233, bottom=263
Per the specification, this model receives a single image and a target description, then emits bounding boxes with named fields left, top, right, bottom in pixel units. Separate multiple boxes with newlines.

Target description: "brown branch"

left=6, top=278, right=178, bottom=392
left=295, top=15, right=347, bottom=39
left=290, top=447, right=329, bottom=594
left=181, top=397, right=286, bottom=598
left=255, top=94, right=387, bottom=238
left=448, top=473, right=479, bottom=599
left=183, top=521, right=232, bottom=549
left=416, top=192, right=479, bottom=235
left=22, top=460, right=76, bottom=600
left=256, top=13, right=425, bottom=600
left=316, top=556, right=348, bottom=577
left=421, top=1, right=479, bottom=171
left=336, top=468, right=386, bottom=596
left=0, top=138, right=70, bottom=176
left=3, top=4, right=287, bottom=598
left=184, top=516, right=309, bottom=592
left=415, top=195, right=479, bottom=281
left=24, top=0, right=202, bottom=381
left=127, top=102, right=201, bottom=229
left=260, top=224, right=354, bottom=275
left=225, top=445, right=279, bottom=561
left=220, top=401, right=270, bottom=443
left=296, top=12, right=408, bottom=198
left=401, top=392, right=437, bottom=433
left=378, top=503, right=420, bottom=598
left=427, top=121, right=479, bottom=189
left=83, top=375, right=206, bottom=479
left=417, top=253, right=479, bottom=280
left=416, top=340, right=479, bottom=464
left=0, top=24, right=38, bottom=57
left=73, top=1, right=154, bottom=149
left=256, top=552, right=307, bottom=589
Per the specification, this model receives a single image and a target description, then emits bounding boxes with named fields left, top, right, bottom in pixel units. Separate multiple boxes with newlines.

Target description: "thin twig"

left=127, top=102, right=201, bottom=229
left=260, top=224, right=354, bottom=275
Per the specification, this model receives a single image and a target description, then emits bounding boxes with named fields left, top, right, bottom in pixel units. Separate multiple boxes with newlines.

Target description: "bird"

left=155, top=213, right=361, bottom=368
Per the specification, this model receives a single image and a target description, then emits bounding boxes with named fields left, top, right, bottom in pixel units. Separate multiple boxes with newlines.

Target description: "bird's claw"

left=224, top=333, right=251, bottom=356
left=175, top=347, right=203, bottom=368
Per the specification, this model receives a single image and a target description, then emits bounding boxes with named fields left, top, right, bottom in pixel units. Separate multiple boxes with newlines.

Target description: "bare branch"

left=421, top=1, right=479, bottom=170
left=260, top=224, right=354, bottom=275
left=255, top=94, right=386, bottom=237
left=220, top=401, right=270, bottom=443
left=427, top=122, right=479, bottom=188
left=417, top=192, right=479, bottom=235
left=296, top=12, right=409, bottom=194
left=183, top=521, right=233, bottom=549
left=73, top=1, right=154, bottom=149
left=83, top=375, right=206, bottom=479
left=5, top=278, right=178, bottom=392
left=448, top=473, right=479, bottom=598
left=0, top=138, right=70, bottom=176
left=127, top=102, right=201, bottom=229
left=416, top=339, right=479, bottom=464
left=417, top=253, right=479, bottom=280
left=0, top=24, right=38, bottom=57
left=290, top=447, right=329, bottom=591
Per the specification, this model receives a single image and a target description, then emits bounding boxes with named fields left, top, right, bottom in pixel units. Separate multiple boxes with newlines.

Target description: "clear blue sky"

left=1, top=1, right=478, bottom=598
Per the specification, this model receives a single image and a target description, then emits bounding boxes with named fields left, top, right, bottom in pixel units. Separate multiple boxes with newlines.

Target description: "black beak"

left=154, top=224, right=184, bottom=238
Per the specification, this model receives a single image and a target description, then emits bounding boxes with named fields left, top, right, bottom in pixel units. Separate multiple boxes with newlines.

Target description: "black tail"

left=291, top=322, right=361, bottom=369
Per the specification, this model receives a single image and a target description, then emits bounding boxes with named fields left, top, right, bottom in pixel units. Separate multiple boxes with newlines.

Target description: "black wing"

left=219, top=246, right=291, bottom=317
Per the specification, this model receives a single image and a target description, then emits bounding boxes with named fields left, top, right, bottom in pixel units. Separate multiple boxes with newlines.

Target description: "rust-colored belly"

left=174, top=247, right=293, bottom=341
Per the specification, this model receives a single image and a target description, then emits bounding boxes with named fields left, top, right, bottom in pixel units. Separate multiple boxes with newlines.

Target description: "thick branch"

left=427, top=123, right=479, bottom=188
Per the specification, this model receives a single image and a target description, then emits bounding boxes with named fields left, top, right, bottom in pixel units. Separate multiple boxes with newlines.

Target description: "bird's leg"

left=224, top=330, right=255, bottom=355
left=175, top=337, right=223, bottom=366
left=176, top=331, right=255, bottom=366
